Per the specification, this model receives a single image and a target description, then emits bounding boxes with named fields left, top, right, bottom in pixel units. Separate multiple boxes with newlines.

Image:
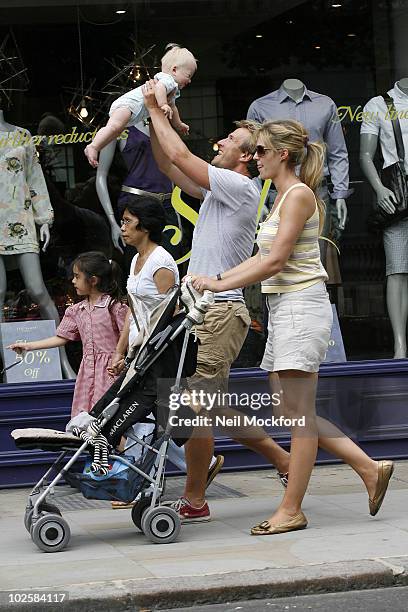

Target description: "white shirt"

left=360, top=82, right=408, bottom=173
left=109, top=72, right=180, bottom=128
left=187, top=165, right=259, bottom=302
left=126, top=246, right=179, bottom=346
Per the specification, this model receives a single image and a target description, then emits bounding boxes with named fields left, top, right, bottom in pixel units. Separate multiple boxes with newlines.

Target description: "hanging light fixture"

left=79, top=98, right=88, bottom=118
left=66, top=7, right=94, bottom=125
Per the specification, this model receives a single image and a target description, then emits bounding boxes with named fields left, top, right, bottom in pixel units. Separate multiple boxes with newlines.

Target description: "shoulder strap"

left=276, top=183, right=309, bottom=211
left=382, top=94, right=406, bottom=165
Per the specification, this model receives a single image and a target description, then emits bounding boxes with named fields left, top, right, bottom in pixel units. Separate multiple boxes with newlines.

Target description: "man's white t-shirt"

left=187, top=164, right=260, bottom=301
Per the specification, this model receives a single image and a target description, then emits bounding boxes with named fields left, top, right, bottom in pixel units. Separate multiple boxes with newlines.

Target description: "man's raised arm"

left=150, top=125, right=203, bottom=199
left=143, top=79, right=210, bottom=191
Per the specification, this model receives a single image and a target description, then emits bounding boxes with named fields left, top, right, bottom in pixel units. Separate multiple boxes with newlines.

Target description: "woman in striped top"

left=191, top=120, right=393, bottom=535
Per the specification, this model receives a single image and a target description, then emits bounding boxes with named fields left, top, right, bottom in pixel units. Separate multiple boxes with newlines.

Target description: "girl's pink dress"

left=56, top=295, right=128, bottom=417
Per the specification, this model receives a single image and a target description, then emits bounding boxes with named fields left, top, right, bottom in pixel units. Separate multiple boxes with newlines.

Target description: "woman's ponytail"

left=299, top=140, right=326, bottom=235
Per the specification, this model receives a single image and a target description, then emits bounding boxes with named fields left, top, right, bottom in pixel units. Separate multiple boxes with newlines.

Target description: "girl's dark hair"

left=119, top=195, right=166, bottom=244
left=72, top=251, right=123, bottom=307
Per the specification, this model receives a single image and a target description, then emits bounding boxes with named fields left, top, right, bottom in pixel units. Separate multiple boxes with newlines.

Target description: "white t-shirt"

left=126, top=246, right=179, bottom=346
left=360, top=82, right=408, bottom=173
left=187, top=165, right=260, bottom=301
left=109, top=72, right=180, bottom=128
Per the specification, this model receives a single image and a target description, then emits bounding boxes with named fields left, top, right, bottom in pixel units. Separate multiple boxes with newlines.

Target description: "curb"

left=1, top=558, right=407, bottom=611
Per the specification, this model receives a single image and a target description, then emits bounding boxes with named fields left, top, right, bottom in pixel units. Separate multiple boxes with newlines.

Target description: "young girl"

left=8, top=251, right=129, bottom=417
left=85, top=43, right=197, bottom=168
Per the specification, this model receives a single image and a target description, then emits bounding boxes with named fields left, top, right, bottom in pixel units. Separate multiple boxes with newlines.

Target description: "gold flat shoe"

left=369, top=460, right=394, bottom=516
left=251, top=511, right=308, bottom=536
left=111, top=500, right=135, bottom=509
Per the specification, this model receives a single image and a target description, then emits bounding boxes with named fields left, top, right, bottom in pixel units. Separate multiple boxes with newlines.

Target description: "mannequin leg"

left=0, top=256, right=7, bottom=321
left=386, top=273, right=408, bottom=358
left=17, top=253, right=76, bottom=379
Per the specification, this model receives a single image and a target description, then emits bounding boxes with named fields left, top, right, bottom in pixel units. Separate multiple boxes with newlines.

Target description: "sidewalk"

left=0, top=461, right=407, bottom=610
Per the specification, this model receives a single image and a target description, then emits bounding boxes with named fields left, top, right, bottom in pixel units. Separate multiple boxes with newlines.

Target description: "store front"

left=1, top=0, right=408, bottom=487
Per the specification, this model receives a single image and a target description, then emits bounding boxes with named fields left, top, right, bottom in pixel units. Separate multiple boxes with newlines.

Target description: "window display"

left=0, top=0, right=407, bottom=378
left=360, top=79, right=408, bottom=358
left=247, top=78, right=351, bottom=284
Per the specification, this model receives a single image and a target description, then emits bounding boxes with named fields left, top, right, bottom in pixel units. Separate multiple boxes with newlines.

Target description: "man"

left=143, top=80, right=290, bottom=521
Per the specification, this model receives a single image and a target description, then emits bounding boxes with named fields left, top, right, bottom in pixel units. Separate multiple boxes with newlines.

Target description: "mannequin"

left=360, top=78, right=408, bottom=358
left=96, top=123, right=182, bottom=260
left=247, top=78, right=351, bottom=282
left=0, top=109, right=76, bottom=379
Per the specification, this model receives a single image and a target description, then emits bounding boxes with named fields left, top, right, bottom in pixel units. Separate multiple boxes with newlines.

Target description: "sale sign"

left=0, top=320, right=63, bottom=383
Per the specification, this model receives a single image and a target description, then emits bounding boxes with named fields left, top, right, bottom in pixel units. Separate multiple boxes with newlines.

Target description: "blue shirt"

left=247, top=85, right=351, bottom=200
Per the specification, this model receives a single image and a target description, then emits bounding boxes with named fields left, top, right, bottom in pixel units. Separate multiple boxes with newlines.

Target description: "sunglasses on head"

left=254, top=145, right=273, bottom=156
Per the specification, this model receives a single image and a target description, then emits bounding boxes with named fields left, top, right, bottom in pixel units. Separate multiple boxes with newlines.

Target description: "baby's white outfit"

left=109, top=72, right=180, bottom=127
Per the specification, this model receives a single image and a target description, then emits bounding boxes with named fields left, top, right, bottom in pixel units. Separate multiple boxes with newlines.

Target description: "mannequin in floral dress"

left=0, top=109, right=75, bottom=378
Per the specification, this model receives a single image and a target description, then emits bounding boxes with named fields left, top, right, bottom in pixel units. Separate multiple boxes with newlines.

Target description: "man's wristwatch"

left=216, top=273, right=222, bottom=281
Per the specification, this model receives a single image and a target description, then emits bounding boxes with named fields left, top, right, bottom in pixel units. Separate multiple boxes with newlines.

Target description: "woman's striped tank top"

left=257, top=183, right=328, bottom=293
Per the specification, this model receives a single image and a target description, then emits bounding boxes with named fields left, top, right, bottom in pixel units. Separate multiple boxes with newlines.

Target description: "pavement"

left=0, top=461, right=408, bottom=611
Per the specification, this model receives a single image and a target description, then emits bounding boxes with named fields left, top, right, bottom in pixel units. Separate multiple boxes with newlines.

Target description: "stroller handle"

left=180, top=279, right=215, bottom=325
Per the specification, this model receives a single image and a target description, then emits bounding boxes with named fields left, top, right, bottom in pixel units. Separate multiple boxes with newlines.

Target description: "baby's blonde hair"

left=161, top=43, right=197, bottom=72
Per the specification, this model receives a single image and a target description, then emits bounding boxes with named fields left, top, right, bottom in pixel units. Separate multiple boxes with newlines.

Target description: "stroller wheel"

left=131, top=496, right=152, bottom=531
left=31, top=514, right=71, bottom=553
left=142, top=506, right=181, bottom=544
left=24, top=502, right=61, bottom=533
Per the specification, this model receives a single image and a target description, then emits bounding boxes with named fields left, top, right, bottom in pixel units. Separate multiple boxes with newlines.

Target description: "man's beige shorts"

left=188, top=301, right=251, bottom=392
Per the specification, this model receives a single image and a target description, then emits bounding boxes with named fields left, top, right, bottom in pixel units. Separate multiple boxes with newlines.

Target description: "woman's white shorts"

left=260, top=281, right=333, bottom=373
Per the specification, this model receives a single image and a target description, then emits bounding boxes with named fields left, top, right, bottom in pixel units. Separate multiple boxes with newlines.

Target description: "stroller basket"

left=64, top=437, right=163, bottom=503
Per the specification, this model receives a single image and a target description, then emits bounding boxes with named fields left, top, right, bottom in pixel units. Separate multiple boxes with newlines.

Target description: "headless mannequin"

left=95, top=135, right=128, bottom=253
left=282, top=79, right=348, bottom=228
left=96, top=123, right=180, bottom=260
left=360, top=78, right=408, bottom=358
left=0, top=110, right=76, bottom=378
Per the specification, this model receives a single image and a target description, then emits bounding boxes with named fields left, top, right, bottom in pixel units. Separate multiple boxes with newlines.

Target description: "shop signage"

left=0, top=320, right=63, bottom=383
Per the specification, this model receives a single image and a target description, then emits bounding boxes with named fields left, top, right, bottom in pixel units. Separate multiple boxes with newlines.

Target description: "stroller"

left=11, top=281, right=214, bottom=552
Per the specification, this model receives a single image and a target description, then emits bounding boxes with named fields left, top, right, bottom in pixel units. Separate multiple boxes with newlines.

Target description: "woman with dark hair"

left=110, top=195, right=178, bottom=366
left=109, top=196, right=222, bottom=508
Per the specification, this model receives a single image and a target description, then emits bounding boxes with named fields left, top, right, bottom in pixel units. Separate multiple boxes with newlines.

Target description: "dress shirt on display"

left=247, top=85, right=351, bottom=200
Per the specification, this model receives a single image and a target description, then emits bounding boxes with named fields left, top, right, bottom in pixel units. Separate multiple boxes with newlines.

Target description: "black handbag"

left=367, top=93, right=408, bottom=232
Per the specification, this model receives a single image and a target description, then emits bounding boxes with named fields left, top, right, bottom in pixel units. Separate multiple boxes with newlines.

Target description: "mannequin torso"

left=360, top=79, right=408, bottom=212
left=247, top=79, right=349, bottom=230
left=360, top=79, right=408, bottom=358
left=0, top=109, right=75, bottom=377
left=96, top=124, right=173, bottom=254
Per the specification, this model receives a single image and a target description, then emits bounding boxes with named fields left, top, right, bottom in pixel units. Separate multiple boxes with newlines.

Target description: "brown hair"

left=234, top=119, right=260, bottom=155
left=256, top=119, right=326, bottom=233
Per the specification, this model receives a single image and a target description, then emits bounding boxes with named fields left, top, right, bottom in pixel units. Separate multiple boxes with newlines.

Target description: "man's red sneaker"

left=169, top=497, right=211, bottom=523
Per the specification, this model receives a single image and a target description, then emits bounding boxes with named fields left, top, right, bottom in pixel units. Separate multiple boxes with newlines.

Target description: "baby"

left=85, top=43, right=197, bottom=168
